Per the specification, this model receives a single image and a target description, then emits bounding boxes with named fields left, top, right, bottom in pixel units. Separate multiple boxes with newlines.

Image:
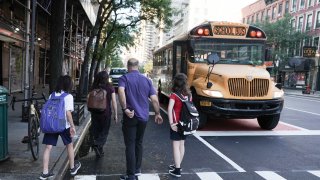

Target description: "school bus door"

left=173, top=41, right=188, bottom=77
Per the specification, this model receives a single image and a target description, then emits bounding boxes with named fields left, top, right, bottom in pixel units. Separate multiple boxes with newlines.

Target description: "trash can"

left=0, top=86, right=9, bottom=161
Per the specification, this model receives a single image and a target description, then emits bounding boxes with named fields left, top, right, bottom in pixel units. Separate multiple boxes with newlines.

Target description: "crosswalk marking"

left=75, top=175, right=96, bottom=180
left=196, top=172, right=223, bottom=180
left=308, top=170, right=320, bottom=177
left=74, top=170, right=320, bottom=179
left=196, top=130, right=320, bottom=136
left=138, top=174, right=161, bottom=180
left=255, top=171, right=286, bottom=180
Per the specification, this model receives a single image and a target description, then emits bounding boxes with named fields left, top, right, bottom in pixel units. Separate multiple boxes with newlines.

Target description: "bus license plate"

left=200, top=101, right=211, bottom=106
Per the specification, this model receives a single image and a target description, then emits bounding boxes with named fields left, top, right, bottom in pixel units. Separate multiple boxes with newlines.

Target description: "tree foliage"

left=255, top=14, right=309, bottom=63
left=77, top=0, right=173, bottom=100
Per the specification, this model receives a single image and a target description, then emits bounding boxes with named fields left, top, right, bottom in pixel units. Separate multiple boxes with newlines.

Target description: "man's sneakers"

left=168, top=164, right=182, bottom=171
left=169, top=167, right=181, bottom=178
left=70, top=161, right=81, bottom=176
left=39, top=172, right=54, bottom=180
left=135, top=168, right=142, bottom=176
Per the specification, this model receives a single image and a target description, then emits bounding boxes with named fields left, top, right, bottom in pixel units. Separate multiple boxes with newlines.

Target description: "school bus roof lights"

left=196, top=28, right=210, bottom=36
left=249, top=30, right=263, bottom=38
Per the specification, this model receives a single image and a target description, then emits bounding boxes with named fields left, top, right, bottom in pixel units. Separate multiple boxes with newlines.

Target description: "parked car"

left=109, top=68, right=127, bottom=87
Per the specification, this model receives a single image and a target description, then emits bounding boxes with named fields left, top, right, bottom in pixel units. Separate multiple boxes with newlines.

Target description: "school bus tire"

left=198, top=111, right=207, bottom=129
left=257, top=114, right=280, bottom=130
left=191, top=89, right=207, bottom=129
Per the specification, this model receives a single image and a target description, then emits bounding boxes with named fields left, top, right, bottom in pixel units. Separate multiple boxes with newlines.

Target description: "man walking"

left=118, top=58, right=163, bottom=180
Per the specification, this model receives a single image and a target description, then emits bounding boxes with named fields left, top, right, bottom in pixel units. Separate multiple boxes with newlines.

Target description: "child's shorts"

left=42, top=128, right=72, bottom=146
left=170, top=128, right=186, bottom=141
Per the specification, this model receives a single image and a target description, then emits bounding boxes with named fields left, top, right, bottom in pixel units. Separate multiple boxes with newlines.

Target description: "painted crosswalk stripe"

left=138, top=174, right=160, bottom=180
left=196, top=172, right=223, bottom=180
left=308, top=170, right=320, bottom=177
left=255, top=171, right=286, bottom=180
left=74, top=175, right=96, bottom=180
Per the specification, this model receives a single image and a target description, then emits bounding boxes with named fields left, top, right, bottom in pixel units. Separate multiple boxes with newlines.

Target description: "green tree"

left=78, top=0, right=172, bottom=100
left=255, top=14, right=309, bottom=79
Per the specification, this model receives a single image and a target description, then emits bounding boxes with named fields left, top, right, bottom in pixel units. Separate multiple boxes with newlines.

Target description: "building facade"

left=0, top=0, right=97, bottom=93
left=242, top=0, right=320, bottom=90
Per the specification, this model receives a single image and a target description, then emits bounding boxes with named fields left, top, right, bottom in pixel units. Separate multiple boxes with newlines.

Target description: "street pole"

left=29, top=0, right=36, bottom=98
left=24, top=0, right=30, bottom=105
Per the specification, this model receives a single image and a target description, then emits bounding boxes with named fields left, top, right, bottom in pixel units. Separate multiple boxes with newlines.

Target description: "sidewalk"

left=0, top=86, right=91, bottom=180
left=284, top=88, right=320, bottom=97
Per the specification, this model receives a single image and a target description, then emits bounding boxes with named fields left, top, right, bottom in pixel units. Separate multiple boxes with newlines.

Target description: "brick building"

left=242, top=0, right=320, bottom=90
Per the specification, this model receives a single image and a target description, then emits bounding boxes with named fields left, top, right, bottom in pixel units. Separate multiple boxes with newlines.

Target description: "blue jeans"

left=122, top=115, right=147, bottom=177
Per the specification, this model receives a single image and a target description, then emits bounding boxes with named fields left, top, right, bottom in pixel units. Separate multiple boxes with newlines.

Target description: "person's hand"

left=124, top=109, right=134, bottom=118
left=155, top=114, right=163, bottom=124
left=170, top=123, right=178, bottom=132
left=70, top=126, right=76, bottom=137
left=114, top=115, right=119, bottom=123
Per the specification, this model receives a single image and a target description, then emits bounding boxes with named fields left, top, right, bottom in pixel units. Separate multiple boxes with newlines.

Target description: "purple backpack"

left=40, top=92, right=68, bottom=133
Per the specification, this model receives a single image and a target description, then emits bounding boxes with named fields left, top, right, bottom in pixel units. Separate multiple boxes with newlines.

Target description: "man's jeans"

left=122, top=115, right=147, bottom=177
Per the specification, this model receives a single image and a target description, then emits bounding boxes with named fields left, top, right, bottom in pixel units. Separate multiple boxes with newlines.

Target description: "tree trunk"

left=49, top=0, right=66, bottom=93
left=88, top=27, right=103, bottom=87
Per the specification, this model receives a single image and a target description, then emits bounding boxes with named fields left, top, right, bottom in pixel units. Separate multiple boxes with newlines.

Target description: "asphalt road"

left=65, top=94, right=320, bottom=180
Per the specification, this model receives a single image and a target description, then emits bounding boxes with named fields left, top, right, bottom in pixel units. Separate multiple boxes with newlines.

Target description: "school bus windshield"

left=190, top=39, right=265, bottom=66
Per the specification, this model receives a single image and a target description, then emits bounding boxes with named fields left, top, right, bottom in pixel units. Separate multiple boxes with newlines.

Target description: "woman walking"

left=90, top=71, right=118, bottom=157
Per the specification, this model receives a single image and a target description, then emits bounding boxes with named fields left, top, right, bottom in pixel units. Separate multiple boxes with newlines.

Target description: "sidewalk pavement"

left=0, top=86, right=318, bottom=180
left=0, top=86, right=92, bottom=180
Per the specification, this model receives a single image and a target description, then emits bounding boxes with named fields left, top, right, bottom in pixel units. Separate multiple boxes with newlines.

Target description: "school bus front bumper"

left=197, top=96, right=284, bottom=118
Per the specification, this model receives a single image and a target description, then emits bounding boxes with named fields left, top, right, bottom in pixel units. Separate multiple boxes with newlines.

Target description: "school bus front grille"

left=228, top=78, right=269, bottom=97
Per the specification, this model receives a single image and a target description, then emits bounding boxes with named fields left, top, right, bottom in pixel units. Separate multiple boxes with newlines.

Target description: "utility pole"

left=29, top=0, right=36, bottom=98
left=24, top=0, right=30, bottom=108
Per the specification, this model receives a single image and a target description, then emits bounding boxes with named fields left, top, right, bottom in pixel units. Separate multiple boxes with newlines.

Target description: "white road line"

left=138, top=174, right=161, bottom=180
left=308, top=170, right=320, bottom=177
left=285, top=107, right=320, bottom=116
left=193, top=134, right=246, bottom=172
left=74, top=175, right=96, bottom=180
left=195, top=130, right=320, bottom=136
left=285, top=95, right=320, bottom=102
left=196, top=172, right=223, bottom=180
left=255, top=171, right=286, bottom=180
left=279, top=121, right=308, bottom=130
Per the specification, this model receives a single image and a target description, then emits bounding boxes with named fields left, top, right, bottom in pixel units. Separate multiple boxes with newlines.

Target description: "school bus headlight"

left=202, top=90, right=223, bottom=98
left=273, top=91, right=284, bottom=98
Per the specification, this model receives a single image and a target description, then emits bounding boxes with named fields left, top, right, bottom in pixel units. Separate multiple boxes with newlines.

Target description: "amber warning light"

left=196, top=28, right=210, bottom=36
left=246, top=26, right=266, bottom=38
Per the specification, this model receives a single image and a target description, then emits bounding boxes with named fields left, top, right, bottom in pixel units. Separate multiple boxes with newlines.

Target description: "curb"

left=53, top=115, right=91, bottom=180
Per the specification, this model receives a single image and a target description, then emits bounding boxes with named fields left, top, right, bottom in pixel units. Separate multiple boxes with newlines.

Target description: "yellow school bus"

left=152, top=21, right=284, bottom=130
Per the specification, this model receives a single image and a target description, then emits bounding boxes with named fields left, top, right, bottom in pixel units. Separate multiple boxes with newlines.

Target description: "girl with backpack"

left=89, top=71, right=118, bottom=158
left=167, top=73, right=191, bottom=178
left=40, top=75, right=81, bottom=179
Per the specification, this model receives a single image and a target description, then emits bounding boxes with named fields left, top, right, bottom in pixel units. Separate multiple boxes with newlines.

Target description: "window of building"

left=278, top=3, right=283, bottom=16
left=305, top=14, right=313, bottom=31
left=291, top=0, right=297, bottom=11
left=261, top=11, right=265, bottom=21
left=243, top=18, right=245, bottom=23
left=285, top=0, right=289, bottom=14
left=300, top=0, right=305, bottom=9
left=247, top=17, right=250, bottom=24
left=307, top=0, right=313, bottom=7
left=256, top=13, right=259, bottom=22
left=313, top=37, right=319, bottom=47
left=297, top=16, right=304, bottom=31
left=291, top=18, right=296, bottom=30
left=272, top=6, right=276, bottom=19
left=251, top=15, right=254, bottom=23
left=316, top=11, right=320, bottom=28
left=267, top=9, right=271, bottom=20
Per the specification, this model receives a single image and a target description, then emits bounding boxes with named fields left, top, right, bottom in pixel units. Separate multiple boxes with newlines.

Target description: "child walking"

left=40, top=75, right=81, bottom=179
left=167, top=73, right=191, bottom=178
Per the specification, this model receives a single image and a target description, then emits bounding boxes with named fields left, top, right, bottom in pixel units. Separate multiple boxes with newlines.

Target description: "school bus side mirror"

left=208, top=53, right=220, bottom=64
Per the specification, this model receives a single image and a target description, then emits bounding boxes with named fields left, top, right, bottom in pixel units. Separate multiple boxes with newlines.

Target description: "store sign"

left=302, top=46, right=316, bottom=58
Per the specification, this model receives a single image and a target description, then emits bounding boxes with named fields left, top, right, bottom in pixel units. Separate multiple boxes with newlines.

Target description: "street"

left=66, top=94, right=320, bottom=180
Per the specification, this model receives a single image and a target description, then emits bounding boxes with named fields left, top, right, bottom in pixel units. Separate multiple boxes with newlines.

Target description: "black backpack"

left=174, top=93, right=199, bottom=135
